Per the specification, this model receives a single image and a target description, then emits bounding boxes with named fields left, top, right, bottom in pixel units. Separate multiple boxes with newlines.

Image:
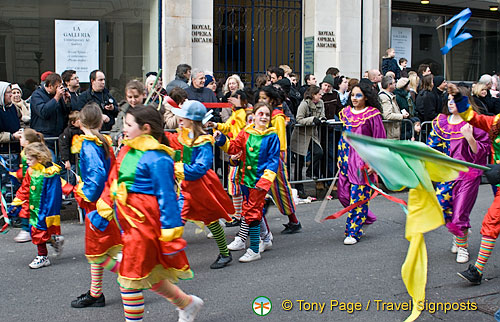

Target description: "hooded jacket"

left=30, top=85, right=70, bottom=137
left=0, top=81, right=21, bottom=144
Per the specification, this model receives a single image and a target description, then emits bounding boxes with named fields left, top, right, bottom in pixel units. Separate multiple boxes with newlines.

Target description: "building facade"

left=0, top=0, right=498, bottom=99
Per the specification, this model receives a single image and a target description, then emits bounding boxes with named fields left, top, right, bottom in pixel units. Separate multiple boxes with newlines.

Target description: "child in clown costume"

left=12, top=128, right=45, bottom=243
left=171, top=100, right=234, bottom=269
left=10, top=142, right=64, bottom=268
left=215, top=102, right=280, bottom=262
left=68, top=103, right=123, bottom=308
left=113, top=105, right=202, bottom=322
left=337, top=82, right=386, bottom=245
left=451, top=83, right=500, bottom=285
left=259, top=86, right=301, bottom=235
left=426, top=91, right=489, bottom=264
left=207, top=90, right=248, bottom=227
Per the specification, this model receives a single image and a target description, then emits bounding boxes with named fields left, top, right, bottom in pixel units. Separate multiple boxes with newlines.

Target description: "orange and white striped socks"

left=89, top=264, right=104, bottom=297
left=120, top=287, right=144, bottom=321
left=474, top=236, right=496, bottom=274
left=151, top=280, right=191, bottom=309
left=232, top=195, right=243, bottom=220
left=89, top=256, right=121, bottom=298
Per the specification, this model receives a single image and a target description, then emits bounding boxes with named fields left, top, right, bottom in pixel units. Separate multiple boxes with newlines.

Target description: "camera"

left=64, top=87, right=70, bottom=93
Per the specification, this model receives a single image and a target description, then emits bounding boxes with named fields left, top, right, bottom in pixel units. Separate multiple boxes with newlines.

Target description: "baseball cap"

left=172, top=100, right=207, bottom=121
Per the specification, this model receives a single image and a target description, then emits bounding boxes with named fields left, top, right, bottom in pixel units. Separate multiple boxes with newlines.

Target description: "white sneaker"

left=227, top=236, right=245, bottom=251
left=239, top=248, right=261, bottom=262
left=177, top=295, right=204, bottom=322
left=29, top=255, right=51, bottom=269
left=259, top=240, right=273, bottom=253
left=456, top=247, right=469, bottom=263
left=343, top=236, right=357, bottom=245
left=14, top=230, right=31, bottom=243
left=50, top=235, right=65, bottom=258
left=451, top=236, right=458, bottom=254
left=206, top=231, right=214, bottom=239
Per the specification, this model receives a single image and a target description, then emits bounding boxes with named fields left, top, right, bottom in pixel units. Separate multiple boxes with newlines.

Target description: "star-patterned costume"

left=337, top=106, right=386, bottom=240
left=427, top=114, right=489, bottom=236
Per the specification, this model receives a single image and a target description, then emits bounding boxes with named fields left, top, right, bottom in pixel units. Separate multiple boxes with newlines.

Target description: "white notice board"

left=55, top=20, right=99, bottom=82
left=391, top=27, right=412, bottom=68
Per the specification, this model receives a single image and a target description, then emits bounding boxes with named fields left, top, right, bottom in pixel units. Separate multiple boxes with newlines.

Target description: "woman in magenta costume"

left=112, top=105, right=203, bottom=322
left=69, top=103, right=123, bottom=308
left=427, top=89, right=489, bottom=263
left=337, top=82, right=386, bottom=245
left=171, top=100, right=234, bottom=269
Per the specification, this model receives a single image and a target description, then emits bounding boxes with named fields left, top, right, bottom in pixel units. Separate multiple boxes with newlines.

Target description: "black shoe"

left=225, top=217, right=241, bottom=227
left=281, top=222, right=302, bottom=234
left=457, top=264, right=482, bottom=285
left=210, top=253, right=232, bottom=269
left=71, top=290, right=106, bottom=308
left=262, top=197, right=272, bottom=216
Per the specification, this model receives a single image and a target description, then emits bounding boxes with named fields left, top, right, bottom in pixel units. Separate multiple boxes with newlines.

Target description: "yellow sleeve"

left=272, top=116, right=287, bottom=151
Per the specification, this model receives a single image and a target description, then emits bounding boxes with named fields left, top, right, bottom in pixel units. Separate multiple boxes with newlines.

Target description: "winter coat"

left=290, top=99, right=325, bottom=156
left=415, top=89, right=439, bottom=122
left=165, top=77, right=189, bottom=95
left=58, top=124, right=83, bottom=164
left=30, top=86, right=70, bottom=137
left=109, top=102, right=131, bottom=146
left=381, top=57, right=401, bottom=79
left=379, top=89, right=403, bottom=139
left=73, top=88, right=119, bottom=131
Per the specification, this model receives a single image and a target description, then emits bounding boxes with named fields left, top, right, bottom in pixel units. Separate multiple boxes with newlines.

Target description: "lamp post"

left=34, top=51, right=43, bottom=82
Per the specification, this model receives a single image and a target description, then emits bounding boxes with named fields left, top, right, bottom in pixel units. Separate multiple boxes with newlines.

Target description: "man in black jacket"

left=30, top=73, right=71, bottom=138
left=74, top=70, right=118, bottom=131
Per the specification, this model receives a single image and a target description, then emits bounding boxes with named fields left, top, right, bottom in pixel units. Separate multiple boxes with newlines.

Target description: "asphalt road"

left=1, top=184, right=499, bottom=322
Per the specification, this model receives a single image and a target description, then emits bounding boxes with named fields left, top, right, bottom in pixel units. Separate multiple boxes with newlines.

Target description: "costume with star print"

left=337, top=106, right=386, bottom=240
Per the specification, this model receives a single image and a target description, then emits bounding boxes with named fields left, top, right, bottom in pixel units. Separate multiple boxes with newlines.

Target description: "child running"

left=337, top=82, right=386, bottom=245
left=171, top=100, right=234, bottom=269
left=10, top=142, right=64, bottom=268
left=113, top=105, right=203, bottom=321
left=427, top=89, right=489, bottom=263
left=215, top=102, right=280, bottom=262
left=449, top=83, right=500, bottom=285
left=70, top=103, right=123, bottom=308
left=12, top=128, right=45, bottom=243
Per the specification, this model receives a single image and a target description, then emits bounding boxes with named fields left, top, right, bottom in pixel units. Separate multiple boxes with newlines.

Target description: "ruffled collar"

left=71, top=134, right=111, bottom=153
left=31, top=162, right=61, bottom=175
left=340, top=106, right=381, bottom=128
left=431, top=114, right=466, bottom=140
left=123, top=134, right=175, bottom=157
left=245, top=124, right=277, bottom=136
left=177, top=127, right=214, bottom=146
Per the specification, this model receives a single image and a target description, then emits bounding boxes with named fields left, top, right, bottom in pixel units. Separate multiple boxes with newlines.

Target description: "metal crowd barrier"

left=0, top=120, right=416, bottom=222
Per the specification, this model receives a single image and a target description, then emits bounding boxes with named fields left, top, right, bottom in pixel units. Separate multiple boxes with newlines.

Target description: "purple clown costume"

left=337, top=106, right=386, bottom=241
left=427, top=114, right=489, bottom=236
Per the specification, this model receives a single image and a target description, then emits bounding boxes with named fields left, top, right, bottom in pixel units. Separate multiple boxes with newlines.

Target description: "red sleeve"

left=226, top=130, right=247, bottom=156
left=15, top=170, right=32, bottom=218
left=468, top=112, right=496, bottom=133
left=165, top=131, right=183, bottom=151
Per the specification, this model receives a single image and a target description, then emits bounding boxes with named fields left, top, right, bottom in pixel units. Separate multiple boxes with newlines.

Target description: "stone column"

left=162, top=0, right=192, bottom=83
left=302, top=0, right=380, bottom=79
left=191, top=0, right=214, bottom=73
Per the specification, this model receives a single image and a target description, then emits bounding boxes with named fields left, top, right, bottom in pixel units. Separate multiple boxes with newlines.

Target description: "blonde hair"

left=223, top=74, right=244, bottom=95
left=408, top=71, right=419, bottom=92
left=472, top=83, right=487, bottom=97
left=24, top=142, right=52, bottom=166
left=279, top=64, right=292, bottom=76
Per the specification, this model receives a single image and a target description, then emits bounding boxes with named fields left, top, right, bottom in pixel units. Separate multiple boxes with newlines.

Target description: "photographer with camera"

left=30, top=72, right=71, bottom=138
left=74, top=70, right=118, bottom=131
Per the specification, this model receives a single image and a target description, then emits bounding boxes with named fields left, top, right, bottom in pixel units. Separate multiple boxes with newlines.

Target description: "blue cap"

left=172, top=100, right=207, bottom=121
left=204, top=74, right=214, bottom=87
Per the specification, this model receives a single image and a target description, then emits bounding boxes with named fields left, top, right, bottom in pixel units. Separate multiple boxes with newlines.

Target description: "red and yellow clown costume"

left=109, top=134, right=192, bottom=290
left=11, top=163, right=62, bottom=245
left=71, top=134, right=122, bottom=263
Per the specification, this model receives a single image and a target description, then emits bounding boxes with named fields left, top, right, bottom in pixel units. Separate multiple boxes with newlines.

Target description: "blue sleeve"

left=215, top=133, right=227, bottom=147
left=149, top=152, right=182, bottom=229
left=80, top=144, right=109, bottom=202
left=267, top=134, right=280, bottom=174
left=31, top=92, right=59, bottom=120
left=184, top=143, right=213, bottom=181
